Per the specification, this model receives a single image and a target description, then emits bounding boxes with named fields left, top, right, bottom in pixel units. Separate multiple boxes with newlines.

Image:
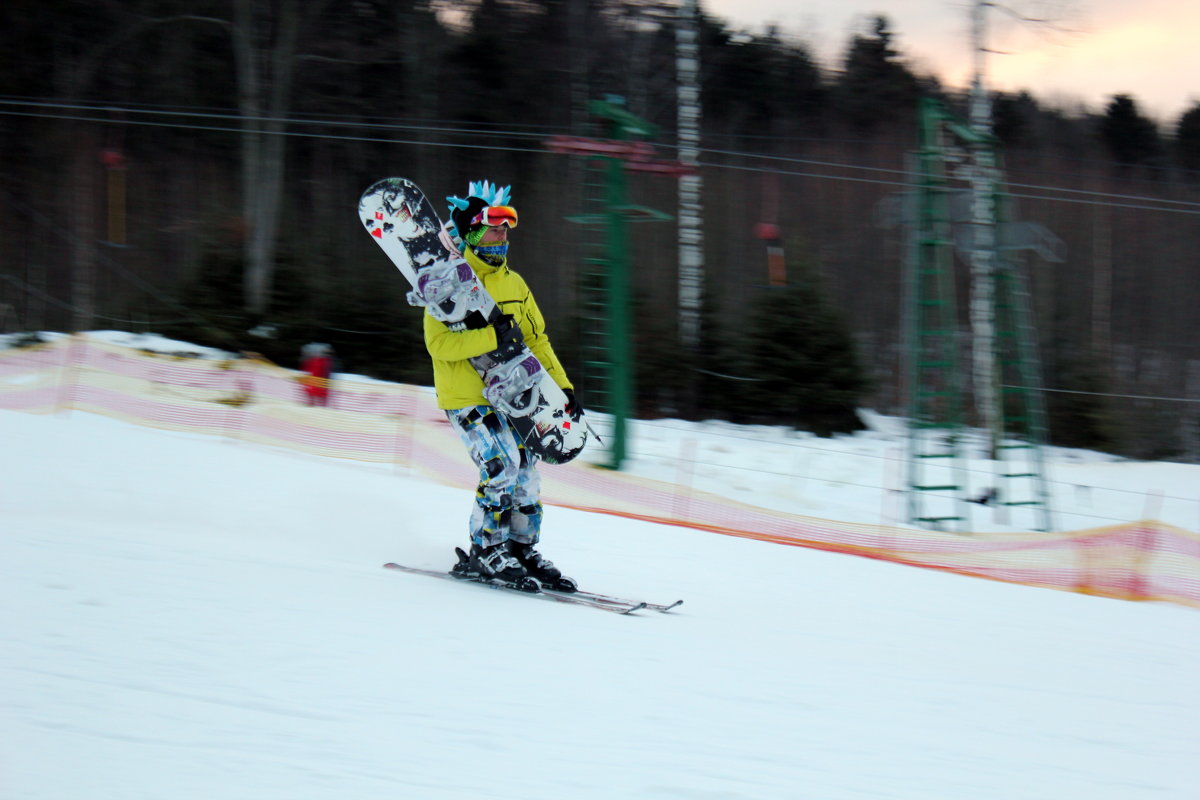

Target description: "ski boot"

left=454, top=543, right=538, bottom=592
left=508, top=540, right=578, bottom=593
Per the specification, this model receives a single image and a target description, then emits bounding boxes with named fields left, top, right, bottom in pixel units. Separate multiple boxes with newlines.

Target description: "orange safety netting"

left=4, top=335, right=1198, bottom=609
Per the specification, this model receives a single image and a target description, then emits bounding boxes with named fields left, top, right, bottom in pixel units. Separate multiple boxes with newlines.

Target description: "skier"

left=425, top=180, right=580, bottom=588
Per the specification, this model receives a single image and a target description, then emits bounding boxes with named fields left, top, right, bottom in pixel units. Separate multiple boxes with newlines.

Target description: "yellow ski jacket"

left=423, top=247, right=573, bottom=410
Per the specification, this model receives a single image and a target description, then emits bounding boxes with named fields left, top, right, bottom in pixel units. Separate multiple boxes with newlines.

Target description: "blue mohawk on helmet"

left=445, top=180, right=513, bottom=250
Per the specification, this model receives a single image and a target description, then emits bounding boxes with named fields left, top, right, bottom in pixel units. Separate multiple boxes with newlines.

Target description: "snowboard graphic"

left=358, top=177, right=588, bottom=465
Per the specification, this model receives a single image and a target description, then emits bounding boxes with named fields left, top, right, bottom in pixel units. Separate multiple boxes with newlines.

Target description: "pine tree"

left=1044, top=346, right=1121, bottom=453
left=834, top=15, right=920, bottom=131
left=1098, top=94, right=1161, bottom=166
left=736, top=258, right=869, bottom=436
left=1176, top=102, right=1200, bottom=176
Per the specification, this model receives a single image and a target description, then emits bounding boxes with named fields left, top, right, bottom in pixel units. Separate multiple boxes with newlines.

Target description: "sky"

left=700, top=0, right=1199, bottom=125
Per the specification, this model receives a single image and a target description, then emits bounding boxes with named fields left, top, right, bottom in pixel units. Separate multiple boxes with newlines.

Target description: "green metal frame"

left=566, top=98, right=671, bottom=470
left=906, top=98, right=970, bottom=530
left=992, top=186, right=1054, bottom=531
left=905, top=97, right=1054, bottom=531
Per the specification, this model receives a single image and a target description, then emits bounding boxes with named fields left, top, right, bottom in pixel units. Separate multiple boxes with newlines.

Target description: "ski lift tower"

left=904, top=99, right=972, bottom=532
left=548, top=98, right=690, bottom=470
left=902, top=100, right=1056, bottom=532
left=897, top=2, right=1057, bottom=533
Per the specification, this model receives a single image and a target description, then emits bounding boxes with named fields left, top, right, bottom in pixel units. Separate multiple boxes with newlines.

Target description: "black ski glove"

left=563, top=388, right=582, bottom=419
left=491, top=314, right=525, bottom=358
left=447, top=309, right=489, bottom=332
left=460, top=310, right=489, bottom=330
left=494, top=314, right=524, bottom=346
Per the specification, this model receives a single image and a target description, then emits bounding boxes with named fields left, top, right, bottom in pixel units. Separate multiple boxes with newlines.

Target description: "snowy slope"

left=2, top=408, right=1198, bottom=800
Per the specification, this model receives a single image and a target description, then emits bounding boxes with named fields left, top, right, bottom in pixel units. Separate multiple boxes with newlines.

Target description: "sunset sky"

left=701, top=0, right=1198, bottom=126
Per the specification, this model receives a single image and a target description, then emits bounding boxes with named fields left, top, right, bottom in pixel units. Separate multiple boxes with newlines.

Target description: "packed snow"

left=2, top=332, right=1199, bottom=799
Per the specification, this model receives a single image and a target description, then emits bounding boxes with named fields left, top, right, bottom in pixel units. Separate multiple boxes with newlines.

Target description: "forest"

left=1, top=0, right=1198, bottom=460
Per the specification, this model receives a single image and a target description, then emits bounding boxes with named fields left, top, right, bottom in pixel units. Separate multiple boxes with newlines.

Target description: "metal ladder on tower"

left=574, top=156, right=617, bottom=465
left=991, top=199, right=1054, bottom=531
left=905, top=107, right=971, bottom=532
left=553, top=97, right=677, bottom=471
left=904, top=97, right=1055, bottom=532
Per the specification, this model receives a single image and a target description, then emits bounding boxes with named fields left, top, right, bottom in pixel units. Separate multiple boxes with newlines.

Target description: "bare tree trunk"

left=232, top=0, right=263, bottom=311
left=1091, top=202, right=1112, bottom=363
left=231, top=0, right=309, bottom=316
left=70, top=128, right=99, bottom=332
left=55, top=10, right=223, bottom=331
left=57, top=31, right=102, bottom=333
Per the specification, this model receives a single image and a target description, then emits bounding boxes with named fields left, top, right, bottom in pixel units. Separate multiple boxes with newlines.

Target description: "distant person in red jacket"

left=300, top=343, right=334, bottom=407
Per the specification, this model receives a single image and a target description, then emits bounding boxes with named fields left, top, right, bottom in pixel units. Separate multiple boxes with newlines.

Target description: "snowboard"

left=358, top=177, right=588, bottom=465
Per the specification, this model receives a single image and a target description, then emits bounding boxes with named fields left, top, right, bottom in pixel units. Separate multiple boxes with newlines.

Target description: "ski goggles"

left=471, top=205, right=518, bottom=229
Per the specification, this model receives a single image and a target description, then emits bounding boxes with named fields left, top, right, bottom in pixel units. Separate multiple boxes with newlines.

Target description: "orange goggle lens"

left=471, top=205, right=518, bottom=229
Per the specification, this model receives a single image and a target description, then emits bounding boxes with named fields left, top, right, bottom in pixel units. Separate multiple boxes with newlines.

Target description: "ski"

left=383, top=563, right=647, bottom=615
left=548, top=588, right=683, bottom=613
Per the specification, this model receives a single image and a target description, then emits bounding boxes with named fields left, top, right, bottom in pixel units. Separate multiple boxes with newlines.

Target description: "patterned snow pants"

left=446, top=405, right=543, bottom=548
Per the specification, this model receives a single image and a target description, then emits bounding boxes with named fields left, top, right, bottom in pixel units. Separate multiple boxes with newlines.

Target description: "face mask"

left=472, top=241, right=509, bottom=263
